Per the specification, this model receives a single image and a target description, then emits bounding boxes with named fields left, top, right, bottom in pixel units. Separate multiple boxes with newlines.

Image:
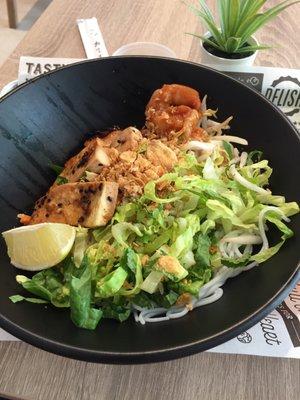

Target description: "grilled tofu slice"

left=59, top=138, right=111, bottom=183
left=30, top=181, right=118, bottom=227
left=146, top=140, right=177, bottom=171
left=86, top=127, right=143, bottom=153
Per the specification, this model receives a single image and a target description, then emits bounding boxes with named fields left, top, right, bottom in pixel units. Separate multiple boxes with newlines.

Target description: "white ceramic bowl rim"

left=0, top=79, right=19, bottom=97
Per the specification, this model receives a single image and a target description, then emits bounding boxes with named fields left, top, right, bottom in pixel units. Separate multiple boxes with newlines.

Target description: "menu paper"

left=77, top=18, right=109, bottom=59
left=207, top=65, right=300, bottom=132
left=18, top=56, right=83, bottom=84
left=0, top=62, right=299, bottom=359
left=209, top=282, right=300, bottom=358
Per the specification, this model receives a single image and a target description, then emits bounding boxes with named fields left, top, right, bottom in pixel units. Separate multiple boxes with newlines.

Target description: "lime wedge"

left=2, top=223, right=76, bottom=271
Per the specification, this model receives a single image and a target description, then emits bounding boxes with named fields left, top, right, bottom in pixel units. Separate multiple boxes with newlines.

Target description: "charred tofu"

left=29, top=181, right=118, bottom=227
left=59, top=138, right=111, bottom=183
left=100, top=127, right=142, bottom=152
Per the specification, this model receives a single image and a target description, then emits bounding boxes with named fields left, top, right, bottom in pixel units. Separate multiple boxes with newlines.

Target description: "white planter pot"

left=200, top=32, right=258, bottom=68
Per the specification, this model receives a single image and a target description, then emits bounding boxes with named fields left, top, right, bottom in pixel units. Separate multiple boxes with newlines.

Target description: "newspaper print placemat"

left=205, top=64, right=300, bottom=359
left=0, top=61, right=299, bottom=358
left=209, top=282, right=300, bottom=358
left=18, top=56, right=84, bottom=84
left=212, top=65, right=300, bottom=131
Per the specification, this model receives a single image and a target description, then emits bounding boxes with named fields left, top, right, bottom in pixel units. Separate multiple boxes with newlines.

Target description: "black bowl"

left=0, top=57, right=299, bottom=364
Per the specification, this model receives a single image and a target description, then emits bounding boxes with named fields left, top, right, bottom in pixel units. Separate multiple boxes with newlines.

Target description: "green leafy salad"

left=10, top=143, right=299, bottom=329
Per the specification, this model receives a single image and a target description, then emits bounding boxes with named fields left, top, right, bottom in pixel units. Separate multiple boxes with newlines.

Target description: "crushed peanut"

left=176, top=293, right=193, bottom=309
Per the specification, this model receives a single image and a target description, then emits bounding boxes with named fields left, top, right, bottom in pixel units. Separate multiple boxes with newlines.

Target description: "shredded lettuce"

left=13, top=141, right=299, bottom=329
left=169, top=280, right=204, bottom=296
left=72, top=228, right=89, bottom=267
left=246, top=150, right=263, bottom=165
left=9, top=295, right=48, bottom=304
left=101, top=302, right=131, bottom=322
left=95, top=267, right=128, bottom=298
left=203, top=157, right=219, bottom=180
left=222, top=141, right=233, bottom=160
left=251, top=242, right=284, bottom=264
left=251, top=214, right=294, bottom=263
left=279, top=202, right=300, bottom=217
left=222, top=253, right=251, bottom=268
left=143, top=173, right=182, bottom=203
left=140, top=271, right=164, bottom=294
left=118, top=248, right=143, bottom=296
left=151, top=290, right=179, bottom=307
left=169, top=215, right=200, bottom=259
left=16, top=269, right=70, bottom=308
left=70, top=267, right=102, bottom=329
left=194, top=234, right=211, bottom=268
left=112, top=222, right=143, bottom=247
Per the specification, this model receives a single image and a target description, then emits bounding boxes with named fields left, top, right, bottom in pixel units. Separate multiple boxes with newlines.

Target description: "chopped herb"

left=9, top=294, right=48, bottom=304
left=50, top=164, right=63, bottom=175
left=247, top=150, right=263, bottom=165
left=222, top=141, right=233, bottom=160
left=56, top=176, right=68, bottom=185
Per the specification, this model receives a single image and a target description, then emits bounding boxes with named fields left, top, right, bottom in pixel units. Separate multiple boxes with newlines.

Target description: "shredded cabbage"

left=13, top=136, right=299, bottom=329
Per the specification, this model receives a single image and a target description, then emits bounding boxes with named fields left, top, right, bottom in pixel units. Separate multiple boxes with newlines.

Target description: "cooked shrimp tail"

left=145, top=84, right=204, bottom=141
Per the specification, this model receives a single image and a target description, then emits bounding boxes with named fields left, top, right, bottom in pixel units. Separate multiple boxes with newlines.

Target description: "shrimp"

left=145, top=84, right=203, bottom=141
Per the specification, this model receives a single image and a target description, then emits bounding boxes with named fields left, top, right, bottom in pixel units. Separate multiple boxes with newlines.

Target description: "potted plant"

left=187, top=0, right=299, bottom=67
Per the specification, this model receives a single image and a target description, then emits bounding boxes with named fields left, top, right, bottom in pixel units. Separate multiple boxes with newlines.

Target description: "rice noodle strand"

left=212, top=135, right=248, bottom=145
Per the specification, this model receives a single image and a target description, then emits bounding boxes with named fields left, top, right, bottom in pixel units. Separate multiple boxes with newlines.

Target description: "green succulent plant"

left=187, top=0, right=300, bottom=54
